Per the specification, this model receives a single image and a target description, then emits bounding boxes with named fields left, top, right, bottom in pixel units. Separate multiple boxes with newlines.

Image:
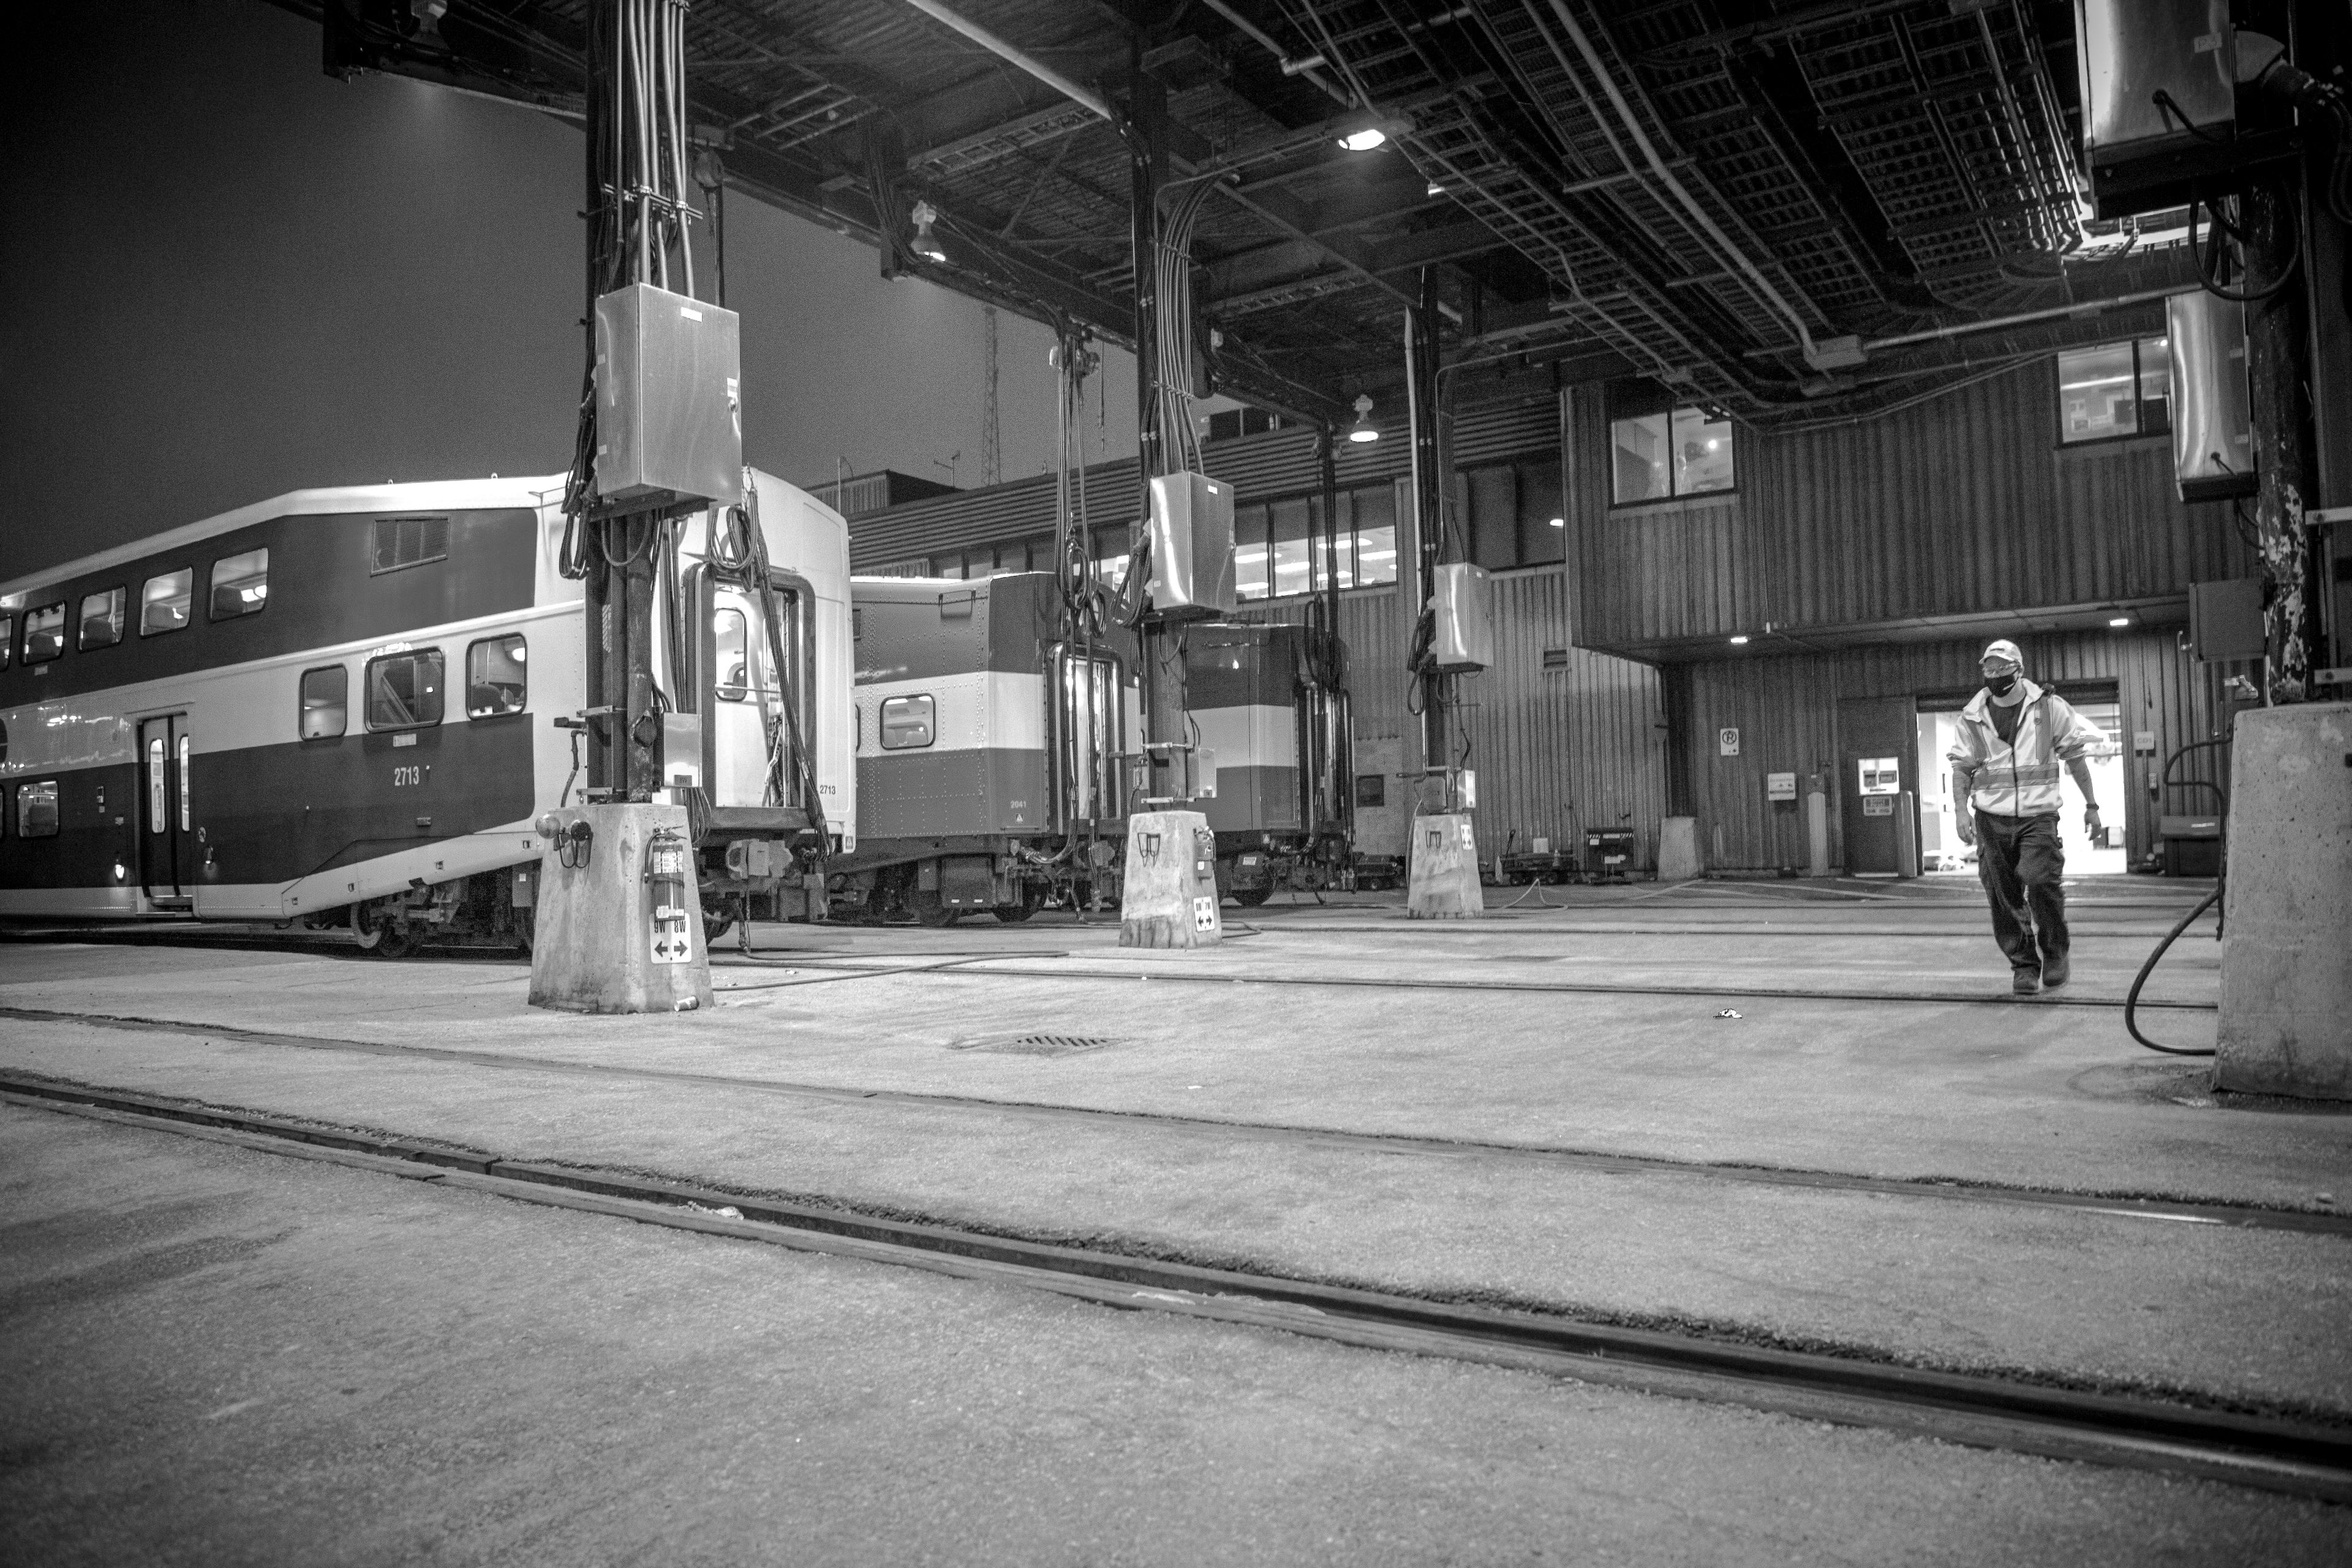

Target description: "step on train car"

left=0, top=471, right=853, bottom=953
left=1183, top=622, right=1353, bottom=904
left=832, top=571, right=1136, bottom=922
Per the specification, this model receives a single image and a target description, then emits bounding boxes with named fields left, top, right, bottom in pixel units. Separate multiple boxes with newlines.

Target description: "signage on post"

left=1719, top=727, right=1740, bottom=756
left=1766, top=772, right=1797, bottom=801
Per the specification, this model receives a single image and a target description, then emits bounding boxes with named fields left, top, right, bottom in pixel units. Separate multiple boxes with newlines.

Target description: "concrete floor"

left=4, top=876, right=2348, bottom=1562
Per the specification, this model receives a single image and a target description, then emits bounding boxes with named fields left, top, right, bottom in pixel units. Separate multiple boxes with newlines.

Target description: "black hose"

left=2123, top=883, right=2222, bottom=1057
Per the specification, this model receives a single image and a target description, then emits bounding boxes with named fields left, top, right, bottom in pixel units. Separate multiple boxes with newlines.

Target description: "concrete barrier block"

left=1120, top=810, right=1223, bottom=949
left=2217, top=702, right=2352, bottom=1100
left=529, top=803, right=714, bottom=1014
left=1658, top=816, right=1700, bottom=882
left=1408, top=813, right=1484, bottom=920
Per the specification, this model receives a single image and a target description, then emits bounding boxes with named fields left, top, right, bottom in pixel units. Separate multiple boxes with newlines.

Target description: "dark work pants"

left=1975, top=810, right=2067, bottom=975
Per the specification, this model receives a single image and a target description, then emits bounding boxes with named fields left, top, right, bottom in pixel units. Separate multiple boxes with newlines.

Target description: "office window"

left=466, top=635, right=528, bottom=718
left=372, top=516, right=450, bottom=575
left=300, top=666, right=348, bottom=739
left=17, top=779, right=59, bottom=839
left=210, top=547, right=270, bottom=620
left=880, top=693, right=935, bottom=750
left=2059, top=336, right=2172, bottom=443
left=364, top=649, right=444, bottom=730
left=79, top=587, right=127, bottom=650
left=1610, top=380, right=1734, bottom=504
left=22, top=603, right=65, bottom=663
left=141, top=569, right=192, bottom=635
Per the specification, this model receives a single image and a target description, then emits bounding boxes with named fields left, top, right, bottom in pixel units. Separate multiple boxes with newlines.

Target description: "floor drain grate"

left=952, top=1033, right=1114, bottom=1057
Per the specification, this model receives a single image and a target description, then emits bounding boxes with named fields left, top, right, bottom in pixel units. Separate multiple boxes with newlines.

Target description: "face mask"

left=1986, top=671, right=2018, bottom=696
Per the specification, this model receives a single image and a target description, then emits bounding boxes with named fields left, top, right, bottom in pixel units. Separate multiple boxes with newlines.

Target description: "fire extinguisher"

left=644, top=826, right=692, bottom=964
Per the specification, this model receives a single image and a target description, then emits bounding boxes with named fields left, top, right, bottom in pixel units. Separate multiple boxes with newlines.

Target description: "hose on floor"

left=2123, top=883, right=2222, bottom=1057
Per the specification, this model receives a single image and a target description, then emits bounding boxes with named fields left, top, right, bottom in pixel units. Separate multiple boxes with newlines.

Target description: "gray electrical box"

left=1145, top=470, right=1236, bottom=620
left=2189, top=578, right=2266, bottom=663
left=2075, top=0, right=2237, bottom=217
left=594, top=282, right=744, bottom=508
left=2168, top=292, right=2255, bottom=502
left=1430, top=562, right=1493, bottom=672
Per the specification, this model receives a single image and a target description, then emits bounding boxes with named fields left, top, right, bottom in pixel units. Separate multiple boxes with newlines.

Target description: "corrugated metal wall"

left=1679, top=630, right=2231, bottom=872
left=1569, top=363, right=2250, bottom=654
left=1230, top=569, right=1670, bottom=869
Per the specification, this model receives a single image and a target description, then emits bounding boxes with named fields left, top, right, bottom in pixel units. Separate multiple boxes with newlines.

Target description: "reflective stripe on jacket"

left=1945, top=678, right=2103, bottom=817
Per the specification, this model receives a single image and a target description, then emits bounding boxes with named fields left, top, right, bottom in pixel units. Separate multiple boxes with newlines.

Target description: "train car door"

left=707, top=582, right=800, bottom=809
left=137, top=714, right=195, bottom=907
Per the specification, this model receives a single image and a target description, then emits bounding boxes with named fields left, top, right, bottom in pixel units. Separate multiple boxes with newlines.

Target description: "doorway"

left=1915, top=701, right=2126, bottom=875
left=136, top=713, right=196, bottom=905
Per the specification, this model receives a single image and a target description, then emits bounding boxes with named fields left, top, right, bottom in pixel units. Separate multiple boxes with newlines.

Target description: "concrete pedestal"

left=1408, top=813, right=1484, bottom=920
left=2217, top=703, right=2352, bottom=1100
left=529, top=804, right=714, bottom=1014
left=1657, top=816, right=1700, bottom=882
left=1118, top=811, right=1223, bottom=949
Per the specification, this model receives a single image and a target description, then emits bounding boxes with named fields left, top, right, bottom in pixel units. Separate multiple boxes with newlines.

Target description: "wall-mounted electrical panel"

left=1146, top=470, right=1236, bottom=620
left=2168, top=291, right=2255, bottom=502
left=2188, top=577, right=2266, bottom=662
left=2075, top=0, right=2237, bottom=217
left=1430, top=562, right=1493, bottom=672
left=594, top=282, right=744, bottom=509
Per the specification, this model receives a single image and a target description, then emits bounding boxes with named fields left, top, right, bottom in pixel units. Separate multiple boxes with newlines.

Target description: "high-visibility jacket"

left=1946, top=677, right=2104, bottom=816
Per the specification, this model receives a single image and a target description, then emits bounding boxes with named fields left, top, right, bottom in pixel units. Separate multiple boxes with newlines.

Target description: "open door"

left=701, top=568, right=810, bottom=828
left=1838, top=695, right=1916, bottom=876
left=137, top=714, right=195, bottom=907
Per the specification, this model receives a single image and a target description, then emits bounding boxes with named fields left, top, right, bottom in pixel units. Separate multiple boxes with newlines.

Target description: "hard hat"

left=1980, top=638, right=2024, bottom=669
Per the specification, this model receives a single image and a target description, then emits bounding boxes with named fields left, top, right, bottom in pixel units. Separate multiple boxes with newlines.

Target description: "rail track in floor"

left=5, top=1079, right=2346, bottom=1504
left=0, top=1008, right=2320, bottom=1234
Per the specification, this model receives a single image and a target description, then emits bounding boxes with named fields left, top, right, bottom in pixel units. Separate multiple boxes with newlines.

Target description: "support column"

left=2244, top=178, right=2319, bottom=704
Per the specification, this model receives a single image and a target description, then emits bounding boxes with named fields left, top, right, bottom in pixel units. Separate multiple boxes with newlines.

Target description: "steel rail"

left=763, top=956, right=2219, bottom=1012
left=7, top=1082, right=2347, bottom=1501
left=0, top=1022, right=2313, bottom=1234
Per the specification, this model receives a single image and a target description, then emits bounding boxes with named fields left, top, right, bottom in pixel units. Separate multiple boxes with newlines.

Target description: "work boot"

left=2041, top=955, right=2069, bottom=989
left=2012, top=969, right=2042, bottom=995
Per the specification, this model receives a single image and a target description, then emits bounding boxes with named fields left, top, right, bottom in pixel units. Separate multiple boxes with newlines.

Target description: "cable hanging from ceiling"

left=1153, top=176, right=1220, bottom=478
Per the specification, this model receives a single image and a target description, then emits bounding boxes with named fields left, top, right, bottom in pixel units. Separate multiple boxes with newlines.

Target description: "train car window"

left=209, top=547, right=270, bottom=620
left=466, top=635, right=527, bottom=718
left=16, top=780, right=59, bottom=839
left=300, top=666, right=349, bottom=739
left=0, top=614, right=13, bottom=671
left=372, top=516, right=451, bottom=575
left=364, top=649, right=445, bottom=730
left=23, top=603, right=66, bottom=663
left=880, top=694, right=935, bottom=750
left=714, top=609, right=750, bottom=701
left=79, top=587, right=127, bottom=650
left=141, top=569, right=193, bottom=635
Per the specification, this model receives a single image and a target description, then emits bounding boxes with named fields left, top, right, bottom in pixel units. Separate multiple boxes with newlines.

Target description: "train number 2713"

left=393, top=764, right=432, bottom=787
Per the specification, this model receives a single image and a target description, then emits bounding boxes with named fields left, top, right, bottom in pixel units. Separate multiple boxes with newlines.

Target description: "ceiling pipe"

left=1536, top=0, right=1822, bottom=366
left=1199, top=0, right=1354, bottom=108
left=895, top=0, right=1112, bottom=122
left=1861, top=285, right=2193, bottom=353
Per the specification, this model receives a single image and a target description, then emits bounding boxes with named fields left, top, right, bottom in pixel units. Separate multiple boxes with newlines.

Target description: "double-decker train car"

left=0, top=470, right=853, bottom=954
left=1184, top=621, right=1353, bottom=905
left=832, top=571, right=1136, bottom=923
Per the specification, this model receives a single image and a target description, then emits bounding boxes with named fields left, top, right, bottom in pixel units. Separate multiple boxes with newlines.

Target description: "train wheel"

left=1232, top=887, right=1272, bottom=908
left=909, top=892, right=957, bottom=927
left=704, top=911, right=736, bottom=945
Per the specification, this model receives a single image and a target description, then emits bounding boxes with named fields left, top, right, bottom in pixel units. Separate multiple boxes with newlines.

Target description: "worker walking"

left=1950, top=639, right=2107, bottom=995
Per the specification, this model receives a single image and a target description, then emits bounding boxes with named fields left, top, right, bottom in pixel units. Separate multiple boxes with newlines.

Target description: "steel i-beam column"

left=1408, top=268, right=1447, bottom=783
left=2245, top=176, right=2320, bottom=703
left=1121, top=67, right=1185, bottom=790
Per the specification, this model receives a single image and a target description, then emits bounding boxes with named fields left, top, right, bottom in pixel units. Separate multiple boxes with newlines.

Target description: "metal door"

left=137, top=714, right=195, bottom=903
left=1838, top=695, right=1917, bottom=875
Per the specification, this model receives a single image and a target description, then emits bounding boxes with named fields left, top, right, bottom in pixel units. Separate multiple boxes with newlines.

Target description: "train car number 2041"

left=393, top=764, right=432, bottom=787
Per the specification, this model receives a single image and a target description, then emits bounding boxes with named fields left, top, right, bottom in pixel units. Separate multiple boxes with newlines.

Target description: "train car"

left=1184, top=621, right=1353, bottom=905
left=0, top=470, right=853, bottom=954
left=833, top=571, right=1136, bottom=923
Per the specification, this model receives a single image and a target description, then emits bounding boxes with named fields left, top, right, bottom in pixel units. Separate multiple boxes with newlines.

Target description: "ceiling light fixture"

left=2108, top=616, right=2132, bottom=628
left=1338, top=126, right=1388, bottom=152
left=1426, top=179, right=1446, bottom=197
left=1729, top=635, right=1750, bottom=645
left=908, top=200, right=948, bottom=265
left=1348, top=394, right=1380, bottom=443
left=1547, top=516, right=1565, bottom=529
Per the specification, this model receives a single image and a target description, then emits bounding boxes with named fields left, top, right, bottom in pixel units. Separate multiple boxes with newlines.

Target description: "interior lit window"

left=21, top=603, right=65, bottom=663
left=78, top=587, right=126, bottom=650
left=466, top=635, right=528, bottom=718
left=1609, top=380, right=1735, bottom=505
left=364, top=649, right=444, bottom=730
left=209, top=547, right=270, bottom=620
left=141, top=569, right=192, bottom=635
left=2058, top=336, right=2171, bottom=445
left=300, top=665, right=348, bottom=739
